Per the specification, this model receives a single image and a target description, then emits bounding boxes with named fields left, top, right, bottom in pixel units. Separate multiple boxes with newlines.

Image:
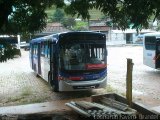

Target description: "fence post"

left=126, top=58, right=134, bottom=107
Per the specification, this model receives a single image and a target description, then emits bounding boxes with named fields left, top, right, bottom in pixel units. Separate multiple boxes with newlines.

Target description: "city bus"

left=30, top=31, right=107, bottom=92
left=143, top=32, right=160, bottom=69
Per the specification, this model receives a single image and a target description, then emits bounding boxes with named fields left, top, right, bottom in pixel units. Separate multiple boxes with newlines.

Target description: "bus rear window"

left=145, top=36, right=156, bottom=50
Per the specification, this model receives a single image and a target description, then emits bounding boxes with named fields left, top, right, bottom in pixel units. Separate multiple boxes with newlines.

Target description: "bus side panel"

left=143, top=36, right=156, bottom=69
left=143, top=48, right=156, bottom=69
left=40, top=56, right=50, bottom=81
left=32, top=55, right=38, bottom=73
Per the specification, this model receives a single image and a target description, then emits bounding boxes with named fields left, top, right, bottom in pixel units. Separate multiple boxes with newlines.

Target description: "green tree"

left=72, top=21, right=88, bottom=31
left=0, top=0, right=64, bottom=62
left=0, top=40, right=21, bottom=62
left=64, top=0, right=160, bottom=30
left=0, top=0, right=64, bottom=34
left=1, top=0, right=160, bottom=62
left=2, top=0, right=160, bottom=34
left=62, top=18, right=76, bottom=29
left=52, top=8, right=65, bottom=22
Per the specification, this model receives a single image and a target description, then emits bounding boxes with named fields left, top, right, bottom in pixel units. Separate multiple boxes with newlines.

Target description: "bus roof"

left=30, top=31, right=106, bottom=44
left=30, top=34, right=58, bottom=43
left=143, top=32, right=160, bottom=37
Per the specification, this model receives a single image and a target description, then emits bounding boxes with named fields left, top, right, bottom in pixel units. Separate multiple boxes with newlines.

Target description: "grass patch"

left=6, top=96, right=24, bottom=103
left=4, top=86, right=32, bottom=104
left=21, top=96, right=50, bottom=105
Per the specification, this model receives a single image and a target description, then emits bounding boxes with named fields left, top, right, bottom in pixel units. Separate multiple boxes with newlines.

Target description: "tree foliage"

left=1, top=0, right=160, bottom=62
left=72, top=21, right=88, bottom=31
left=62, top=18, right=76, bottom=29
left=0, top=0, right=62, bottom=35
left=1, top=0, right=160, bottom=34
left=52, top=8, right=65, bottom=22
left=0, top=0, right=60, bottom=62
left=0, top=40, right=21, bottom=62
left=64, top=0, right=160, bottom=30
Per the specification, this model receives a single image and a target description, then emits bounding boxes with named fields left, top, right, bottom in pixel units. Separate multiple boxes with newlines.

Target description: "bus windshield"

left=60, top=43, right=107, bottom=71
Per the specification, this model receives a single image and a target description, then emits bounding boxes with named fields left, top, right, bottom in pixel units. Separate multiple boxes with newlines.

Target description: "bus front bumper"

left=58, top=76, right=107, bottom=91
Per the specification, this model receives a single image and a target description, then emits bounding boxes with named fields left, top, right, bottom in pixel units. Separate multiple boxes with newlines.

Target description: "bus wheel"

left=48, top=72, right=59, bottom=92
left=51, top=85, right=59, bottom=92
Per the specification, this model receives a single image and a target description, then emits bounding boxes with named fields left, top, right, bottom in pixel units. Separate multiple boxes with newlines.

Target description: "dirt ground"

left=0, top=49, right=101, bottom=107
left=107, top=45, right=160, bottom=108
left=0, top=46, right=160, bottom=110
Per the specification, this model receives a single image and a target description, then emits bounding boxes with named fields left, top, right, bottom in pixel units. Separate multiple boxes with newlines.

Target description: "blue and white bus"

left=143, top=32, right=160, bottom=69
left=30, top=31, right=107, bottom=92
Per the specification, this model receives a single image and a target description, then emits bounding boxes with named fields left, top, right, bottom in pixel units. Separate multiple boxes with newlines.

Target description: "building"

left=89, top=20, right=157, bottom=44
left=111, top=29, right=156, bottom=44
left=34, top=22, right=70, bottom=38
left=88, top=20, right=111, bottom=40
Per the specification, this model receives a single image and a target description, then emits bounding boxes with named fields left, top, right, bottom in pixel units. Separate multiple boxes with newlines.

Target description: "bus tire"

left=52, top=85, right=59, bottom=92
left=48, top=72, right=59, bottom=92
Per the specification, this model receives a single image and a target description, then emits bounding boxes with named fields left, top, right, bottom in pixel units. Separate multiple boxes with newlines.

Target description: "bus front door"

left=49, top=43, right=59, bottom=92
left=156, top=38, right=160, bottom=69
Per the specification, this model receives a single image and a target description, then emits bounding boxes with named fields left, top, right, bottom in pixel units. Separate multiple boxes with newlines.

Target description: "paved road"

left=0, top=46, right=160, bottom=109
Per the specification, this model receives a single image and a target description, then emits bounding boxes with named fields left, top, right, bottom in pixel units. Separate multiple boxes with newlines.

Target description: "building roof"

left=42, top=22, right=70, bottom=33
left=89, top=26, right=110, bottom=31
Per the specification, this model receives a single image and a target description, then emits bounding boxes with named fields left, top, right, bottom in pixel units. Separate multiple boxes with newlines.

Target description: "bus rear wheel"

left=48, top=72, right=59, bottom=92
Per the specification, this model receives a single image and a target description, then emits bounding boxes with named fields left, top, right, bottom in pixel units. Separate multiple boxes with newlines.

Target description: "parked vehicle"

left=29, top=31, right=108, bottom=92
left=143, top=32, right=160, bottom=69
left=20, top=42, right=30, bottom=51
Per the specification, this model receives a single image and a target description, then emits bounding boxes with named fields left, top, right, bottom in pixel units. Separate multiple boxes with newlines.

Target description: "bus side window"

left=35, top=44, right=38, bottom=55
left=44, top=41, right=48, bottom=58
left=41, top=42, right=45, bottom=57
left=48, top=41, right=50, bottom=58
left=33, top=44, right=37, bottom=55
left=145, top=36, right=156, bottom=50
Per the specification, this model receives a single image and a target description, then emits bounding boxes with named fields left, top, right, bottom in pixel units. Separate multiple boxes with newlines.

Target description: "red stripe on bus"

left=86, top=64, right=107, bottom=70
left=69, top=76, right=84, bottom=81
